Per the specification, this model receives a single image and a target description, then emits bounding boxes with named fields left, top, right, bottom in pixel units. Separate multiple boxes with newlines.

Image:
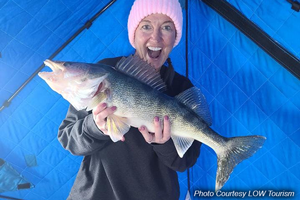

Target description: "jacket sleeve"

left=152, top=140, right=201, bottom=172
left=58, top=105, right=112, bottom=156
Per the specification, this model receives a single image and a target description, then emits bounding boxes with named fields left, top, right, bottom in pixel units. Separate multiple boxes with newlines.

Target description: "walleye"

left=38, top=55, right=266, bottom=191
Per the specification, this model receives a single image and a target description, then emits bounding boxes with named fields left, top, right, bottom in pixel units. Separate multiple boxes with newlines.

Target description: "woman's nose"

left=150, top=29, right=162, bottom=42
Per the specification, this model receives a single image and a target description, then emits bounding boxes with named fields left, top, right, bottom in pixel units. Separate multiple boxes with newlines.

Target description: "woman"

left=58, top=0, right=202, bottom=199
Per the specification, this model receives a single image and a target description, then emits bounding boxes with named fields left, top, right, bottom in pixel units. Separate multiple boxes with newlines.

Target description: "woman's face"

left=134, top=14, right=176, bottom=70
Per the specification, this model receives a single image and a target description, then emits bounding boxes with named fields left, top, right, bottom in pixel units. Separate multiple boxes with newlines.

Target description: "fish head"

left=38, top=60, right=109, bottom=110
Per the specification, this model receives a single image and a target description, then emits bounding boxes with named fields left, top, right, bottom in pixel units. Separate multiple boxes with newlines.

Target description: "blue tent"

left=0, top=0, right=299, bottom=199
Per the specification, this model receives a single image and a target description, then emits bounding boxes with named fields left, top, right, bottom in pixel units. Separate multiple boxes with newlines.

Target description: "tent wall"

left=186, top=0, right=300, bottom=199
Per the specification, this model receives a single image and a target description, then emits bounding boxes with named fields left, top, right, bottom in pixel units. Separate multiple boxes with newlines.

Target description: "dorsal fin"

left=116, top=55, right=167, bottom=92
left=175, top=87, right=212, bottom=126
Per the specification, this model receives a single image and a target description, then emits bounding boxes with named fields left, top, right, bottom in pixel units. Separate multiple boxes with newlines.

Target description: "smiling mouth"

left=147, top=47, right=162, bottom=59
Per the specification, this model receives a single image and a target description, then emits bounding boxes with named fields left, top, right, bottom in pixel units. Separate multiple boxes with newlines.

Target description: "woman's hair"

left=164, top=58, right=175, bottom=87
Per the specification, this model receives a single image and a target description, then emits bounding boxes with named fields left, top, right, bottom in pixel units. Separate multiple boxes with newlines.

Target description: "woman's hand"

left=138, top=116, right=171, bottom=144
left=92, top=103, right=125, bottom=141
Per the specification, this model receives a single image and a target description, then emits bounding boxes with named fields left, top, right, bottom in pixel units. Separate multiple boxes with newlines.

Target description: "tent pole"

left=185, top=0, right=191, bottom=197
left=0, top=0, right=117, bottom=112
left=185, top=0, right=189, bottom=79
left=0, top=195, right=23, bottom=200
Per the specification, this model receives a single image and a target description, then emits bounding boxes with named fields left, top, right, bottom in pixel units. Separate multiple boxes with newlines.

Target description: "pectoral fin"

left=86, top=91, right=108, bottom=111
left=107, top=114, right=130, bottom=142
left=171, top=135, right=194, bottom=158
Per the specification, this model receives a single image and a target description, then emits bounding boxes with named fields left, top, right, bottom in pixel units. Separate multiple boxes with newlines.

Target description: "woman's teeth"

left=148, top=47, right=162, bottom=51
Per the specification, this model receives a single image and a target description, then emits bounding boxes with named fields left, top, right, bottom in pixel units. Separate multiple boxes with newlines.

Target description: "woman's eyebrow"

left=140, top=20, right=174, bottom=24
left=140, top=19, right=151, bottom=23
left=163, top=21, right=173, bottom=24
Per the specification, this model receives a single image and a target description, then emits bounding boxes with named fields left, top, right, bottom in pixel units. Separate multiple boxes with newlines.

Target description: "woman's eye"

left=141, top=25, right=151, bottom=30
left=163, top=25, right=172, bottom=31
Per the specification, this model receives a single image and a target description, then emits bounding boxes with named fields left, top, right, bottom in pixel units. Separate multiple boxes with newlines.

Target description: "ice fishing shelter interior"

left=1, top=0, right=300, bottom=199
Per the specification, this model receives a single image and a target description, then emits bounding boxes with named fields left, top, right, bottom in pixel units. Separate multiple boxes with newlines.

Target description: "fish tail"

left=215, top=135, right=266, bottom=191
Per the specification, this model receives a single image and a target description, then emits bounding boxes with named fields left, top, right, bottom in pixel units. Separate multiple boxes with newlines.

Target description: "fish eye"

left=63, top=62, right=71, bottom=67
left=80, top=77, right=87, bottom=82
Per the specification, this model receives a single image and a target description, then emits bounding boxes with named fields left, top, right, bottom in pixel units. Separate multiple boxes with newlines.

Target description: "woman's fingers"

left=162, top=116, right=171, bottom=142
left=92, top=103, right=117, bottom=134
left=153, top=116, right=163, bottom=143
left=139, top=126, right=153, bottom=143
left=139, top=116, right=171, bottom=144
left=92, top=102, right=107, bottom=115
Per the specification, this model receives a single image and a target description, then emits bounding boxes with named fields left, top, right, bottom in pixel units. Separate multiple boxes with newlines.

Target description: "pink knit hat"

left=128, top=0, right=183, bottom=48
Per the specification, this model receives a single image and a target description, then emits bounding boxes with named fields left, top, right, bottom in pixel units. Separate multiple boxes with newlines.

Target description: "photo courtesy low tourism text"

left=193, top=190, right=295, bottom=198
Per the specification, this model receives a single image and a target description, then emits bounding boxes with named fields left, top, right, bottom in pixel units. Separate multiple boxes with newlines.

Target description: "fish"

left=38, top=55, right=266, bottom=191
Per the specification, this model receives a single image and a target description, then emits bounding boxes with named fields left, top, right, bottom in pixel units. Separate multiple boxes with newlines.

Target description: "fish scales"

left=107, top=70, right=209, bottom=142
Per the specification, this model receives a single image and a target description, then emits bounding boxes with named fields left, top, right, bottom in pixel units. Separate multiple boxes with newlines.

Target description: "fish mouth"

left=38, top=59, right=65, bottom=81
left=44, top=59, right=65, bottom=73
